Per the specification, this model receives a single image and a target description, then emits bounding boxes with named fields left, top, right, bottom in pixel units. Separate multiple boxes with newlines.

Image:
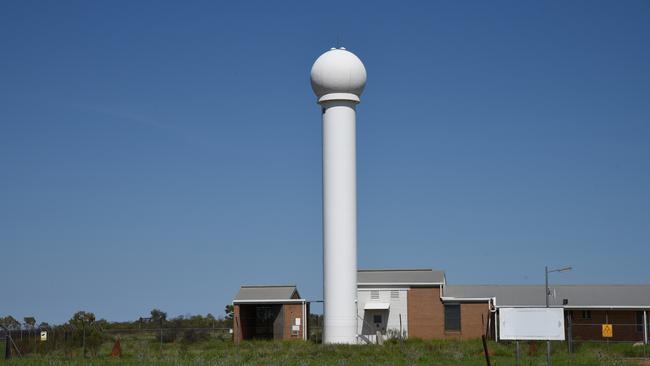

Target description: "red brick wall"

left=407, top=287, right=490, bottom=340
left=459, top=303, right=491, bottom=339
left=283, top=303, right=304, bottom=340
left=233, top=305, right=242, bottom=344
left=408, top=287, right=444, bottom=339
left=571, top=310, right=645, bottom=342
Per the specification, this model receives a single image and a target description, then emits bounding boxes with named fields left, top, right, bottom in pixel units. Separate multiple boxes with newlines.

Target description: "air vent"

left=371, top=290, right=380, bottom=300
left=390, top=290, right=399, bottom=299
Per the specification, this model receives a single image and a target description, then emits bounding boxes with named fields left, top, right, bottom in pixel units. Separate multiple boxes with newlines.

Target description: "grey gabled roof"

left=358, top=269, right=445, bottom=286
left=233, top=285, right=302, bottom=303
left=444, top=285, right=650, bottom=308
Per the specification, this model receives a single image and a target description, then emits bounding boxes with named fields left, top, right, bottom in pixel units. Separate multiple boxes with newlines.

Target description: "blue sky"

left=1, top=1, right=649, bottom=324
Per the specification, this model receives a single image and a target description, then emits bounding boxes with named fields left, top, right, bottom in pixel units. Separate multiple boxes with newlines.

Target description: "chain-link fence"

left=2, top=326, right=232, bottom=360
left=571, top=323, right=646, bottom=343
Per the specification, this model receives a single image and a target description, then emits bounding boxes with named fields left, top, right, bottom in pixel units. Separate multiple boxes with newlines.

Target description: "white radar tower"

left=310, top=47, right=367, bottom=344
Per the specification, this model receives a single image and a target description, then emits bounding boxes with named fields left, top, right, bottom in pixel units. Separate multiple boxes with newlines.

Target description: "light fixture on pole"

left=544, top=265, right=572, bottom=366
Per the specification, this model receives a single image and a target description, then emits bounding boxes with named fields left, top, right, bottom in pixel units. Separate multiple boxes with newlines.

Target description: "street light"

left=545, top=266, right=572, bottom=307
left=544, top=265, right=572, bottom=366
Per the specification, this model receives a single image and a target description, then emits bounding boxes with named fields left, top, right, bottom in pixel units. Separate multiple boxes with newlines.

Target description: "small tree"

left=150, top=309, right=167, bottom=324
left=68, top=311, right=98, bottom=357
left=24, top=317, right=36, bottom=329
left=69, top=311, right=95, bottom=327
left=224, top=305, right=234, bottom=328
left=0, top=315, right=21, bottom=330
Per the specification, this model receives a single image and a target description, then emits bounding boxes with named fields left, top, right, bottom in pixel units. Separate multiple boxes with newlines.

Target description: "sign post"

left=500, top=308, right=565, bottom=366
left=499, top=308, right=566, bottom=341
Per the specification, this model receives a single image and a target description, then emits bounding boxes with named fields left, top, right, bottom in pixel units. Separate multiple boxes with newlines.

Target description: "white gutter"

left=441, top=297, right=494, bottom=302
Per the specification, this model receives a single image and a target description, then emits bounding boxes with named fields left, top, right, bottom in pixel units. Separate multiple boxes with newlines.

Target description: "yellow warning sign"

left=602, top=324, right=613, bottom=338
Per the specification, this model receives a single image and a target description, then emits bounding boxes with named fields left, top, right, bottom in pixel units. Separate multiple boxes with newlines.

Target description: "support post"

left=643, top=310, right=648, bottom=357
left=516, top=340, right=520, bottom=366
left=82, top=321, right=86, bottom=358
left=545, top=266, right=550, bottom=366
left=481, top=335, right=492, bottom=366
left=4, top=332, right=10, bottom=360
left=567, top=311, right=573, bottom=354
left=494, top=310, right=499, bottom=342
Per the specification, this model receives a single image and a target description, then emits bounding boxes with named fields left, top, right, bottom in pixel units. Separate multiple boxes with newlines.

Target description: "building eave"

left=233, top=299, right=307, bottom=304
left=358, top=282, right=443, bottom=287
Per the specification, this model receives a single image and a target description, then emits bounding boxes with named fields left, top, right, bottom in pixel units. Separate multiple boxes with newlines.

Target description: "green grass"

left=1, top=336, right=647, bottom=365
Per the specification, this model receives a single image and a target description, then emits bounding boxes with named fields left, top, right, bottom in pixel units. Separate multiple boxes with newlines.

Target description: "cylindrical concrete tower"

left=310, top=47, right=367, bottom=344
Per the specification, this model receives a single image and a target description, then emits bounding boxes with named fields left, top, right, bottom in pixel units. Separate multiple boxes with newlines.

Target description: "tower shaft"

left=322, top=100, right=358, bottom=344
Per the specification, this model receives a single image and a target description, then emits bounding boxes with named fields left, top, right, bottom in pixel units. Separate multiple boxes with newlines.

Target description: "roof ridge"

left=448, top=284, right=650, bottom=287
left=241, top=285, right=297, bottom=288
left=358, top=268, right=441, bottom=272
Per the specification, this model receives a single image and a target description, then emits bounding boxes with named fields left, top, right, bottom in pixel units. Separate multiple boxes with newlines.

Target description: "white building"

left=356, top=269, right=446, bottom=343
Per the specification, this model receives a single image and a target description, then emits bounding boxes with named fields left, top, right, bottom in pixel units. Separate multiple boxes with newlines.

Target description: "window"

left=373, top=314, right=382, bottom=324
left=636, top=311, right=644, bottom=332
left=371, top=290, right=380, bottom=300
left=581, top=310, right=592, bottom=320
left=444, top=304, right=461, bottom=331
left=390, top=290, right=399, bottom=299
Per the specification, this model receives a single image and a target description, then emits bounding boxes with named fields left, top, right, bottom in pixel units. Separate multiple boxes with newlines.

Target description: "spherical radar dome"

left=310, top=48, right=367, bottom=102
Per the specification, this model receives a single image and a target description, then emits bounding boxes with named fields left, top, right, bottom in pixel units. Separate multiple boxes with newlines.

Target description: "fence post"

left=567, top=311, right=573, bottom=354
left=481, top=335, right=492, bottom=366
left=4, top=333, right=10, bottom=360
left=82, top=322, right=86, bottom=358
left=643, top=310, right=648, bottom=357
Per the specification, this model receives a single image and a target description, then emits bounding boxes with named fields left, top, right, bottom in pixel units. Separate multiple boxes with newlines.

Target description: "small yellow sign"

left=602, top=324, right=613, bottom=338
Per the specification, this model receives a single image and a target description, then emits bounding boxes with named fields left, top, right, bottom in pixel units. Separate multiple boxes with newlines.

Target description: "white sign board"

left=40, top=331, right=47, bottom=341
left=499, top=307, right=565, bottom=341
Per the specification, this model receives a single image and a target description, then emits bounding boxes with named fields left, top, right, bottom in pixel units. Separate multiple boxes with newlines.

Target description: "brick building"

left=357, top=269, right=491, bottom=342
left=446, top=284, right=650, bottom=343
left=359, top=270, right=650, bottom=343
left=232, top=285, right=308, bottom=343
left=233, top=270, right=650, bottom=344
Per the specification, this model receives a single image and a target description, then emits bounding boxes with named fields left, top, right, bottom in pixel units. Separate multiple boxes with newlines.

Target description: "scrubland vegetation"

left=2, top=336, right=647, bottom=365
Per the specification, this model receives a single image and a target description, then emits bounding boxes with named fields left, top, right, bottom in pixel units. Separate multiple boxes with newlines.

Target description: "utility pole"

left=545, top=266, right=550, bottom=366
left=545, top=266, right=572, bottom=366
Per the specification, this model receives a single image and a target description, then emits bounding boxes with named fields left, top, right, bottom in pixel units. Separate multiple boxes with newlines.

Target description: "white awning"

left=364, top=302, right=390, bottom=310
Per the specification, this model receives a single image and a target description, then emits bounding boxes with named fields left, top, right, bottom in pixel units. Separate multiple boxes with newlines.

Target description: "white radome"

left=310, top=48, right=367, bottom=103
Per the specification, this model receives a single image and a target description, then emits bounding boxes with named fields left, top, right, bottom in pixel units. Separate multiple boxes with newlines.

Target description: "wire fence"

left=1, top=326, right=233, bottom=360
left=570, top=323, right=647, bottom=343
